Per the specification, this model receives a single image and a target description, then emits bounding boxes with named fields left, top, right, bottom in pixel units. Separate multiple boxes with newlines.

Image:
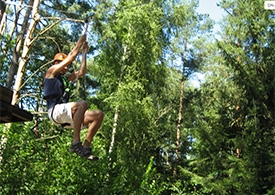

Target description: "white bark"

left=108, top=45, right=128, bottom=160
left=6, top=0, right=33, bottom=89
left=12, top=0, right=41, bottom=105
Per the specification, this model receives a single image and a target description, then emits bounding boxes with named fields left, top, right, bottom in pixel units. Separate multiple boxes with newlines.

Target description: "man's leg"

left=82, top=110, right=104, bottom=148
left=70, top=101, right=94, bottom=158
left=71, top=101, right=88, bottom=143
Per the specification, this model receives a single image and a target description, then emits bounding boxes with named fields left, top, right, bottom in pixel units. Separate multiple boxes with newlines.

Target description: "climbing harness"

left=60, top=75, right=72, bottom=102
left=43, top=75, right=73, bottom=128
left=50, top=75, right=73, bottom=127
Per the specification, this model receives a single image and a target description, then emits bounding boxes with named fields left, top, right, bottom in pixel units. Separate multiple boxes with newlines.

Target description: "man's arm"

left=68, top=41, right=88, bottom=82
left=45, top=35, right=86, bottom=79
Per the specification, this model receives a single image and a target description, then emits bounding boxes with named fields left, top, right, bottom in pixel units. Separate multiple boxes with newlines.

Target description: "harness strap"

left=61, top=76, right=72, bottom=93
left=46, top=75, right=72, bottom=128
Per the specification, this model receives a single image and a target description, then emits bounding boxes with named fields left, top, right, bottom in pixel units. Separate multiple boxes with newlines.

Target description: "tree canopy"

left=0, top=0, right=274, bottom=194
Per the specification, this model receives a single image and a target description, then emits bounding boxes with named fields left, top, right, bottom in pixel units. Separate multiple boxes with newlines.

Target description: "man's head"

left=53, top=52, right=67, bottom=64
left=53, top=52, right=68, bottom=74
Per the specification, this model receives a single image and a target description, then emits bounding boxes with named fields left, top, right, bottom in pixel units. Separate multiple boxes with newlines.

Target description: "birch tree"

left=11, top=0, right=40, bottom=105
left=0, top=0, right=6, bottom=34
left=6, top=0, right=34, bottom=89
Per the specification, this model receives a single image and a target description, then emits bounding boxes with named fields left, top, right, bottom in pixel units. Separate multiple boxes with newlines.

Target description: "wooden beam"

left=0, top=85, right=33, bottom=123
left=0, top=100, right=33, bottom=123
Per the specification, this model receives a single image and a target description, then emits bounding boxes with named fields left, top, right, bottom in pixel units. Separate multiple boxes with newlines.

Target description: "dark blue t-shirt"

left=44, top=75, right=64, bottom=109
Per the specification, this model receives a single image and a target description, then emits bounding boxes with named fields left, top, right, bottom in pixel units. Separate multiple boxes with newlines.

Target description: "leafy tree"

left=2, top=0, right=274, bottom=194
left=166, top=0, right=214, bottom=176
left=217, top=0, right=275, bottom=194
left=182, top=0, right=275, bottom=194
left=92, top=0, right=171, bottom=192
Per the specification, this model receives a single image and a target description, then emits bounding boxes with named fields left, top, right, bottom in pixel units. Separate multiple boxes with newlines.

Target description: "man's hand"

left=79, top=34, right=87, bottom=43
left=82, top=42, right=88, bottom=53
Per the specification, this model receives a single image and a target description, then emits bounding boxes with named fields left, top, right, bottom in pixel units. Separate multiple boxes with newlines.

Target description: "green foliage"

left=185, top=0, right=275, bottom=194
left=0, top=122, right=107, bottom=194
left=0, top=34, right=16, bottom=85
left=1, top=0, right=274, bottom=194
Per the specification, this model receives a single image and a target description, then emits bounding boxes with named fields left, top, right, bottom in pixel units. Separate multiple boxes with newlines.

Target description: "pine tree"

left=187, top=0, right=275, bottom=194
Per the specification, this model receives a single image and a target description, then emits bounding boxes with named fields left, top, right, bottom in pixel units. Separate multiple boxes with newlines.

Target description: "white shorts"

left=48, top=103, right=86, bottom=129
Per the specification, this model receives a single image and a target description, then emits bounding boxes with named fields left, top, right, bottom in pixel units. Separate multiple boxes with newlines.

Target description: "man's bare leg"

left=69, top=101, right=94, bottom=158
left=71, top=101, right=88, bottom=143
left=83, top=110, right=104, bottom=148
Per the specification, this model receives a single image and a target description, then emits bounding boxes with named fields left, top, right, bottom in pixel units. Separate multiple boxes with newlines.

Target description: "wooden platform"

left=0, top=85, right=33, bottom=123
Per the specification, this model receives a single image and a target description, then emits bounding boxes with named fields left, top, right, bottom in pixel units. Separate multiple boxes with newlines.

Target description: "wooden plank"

left=0, top=85, right=13, bottom=104
left=0, top=100, right=33, bottom=123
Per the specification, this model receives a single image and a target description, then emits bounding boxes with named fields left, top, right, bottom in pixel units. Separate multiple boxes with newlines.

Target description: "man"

left=44, top=35, right=104, bottom=161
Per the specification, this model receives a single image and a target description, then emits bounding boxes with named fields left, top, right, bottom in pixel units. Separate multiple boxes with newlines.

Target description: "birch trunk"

left=6, top=0, right=34, bottom=89
left=11, top=0, right=40, bottom=105
left=0, top=0, right=38, bottom=167
left=0, top=0, right=6, bottom=34
left=108, top=45, right=128, bottom=160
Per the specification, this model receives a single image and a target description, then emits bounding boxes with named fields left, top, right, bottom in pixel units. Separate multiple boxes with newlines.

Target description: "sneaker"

left=84, top=147, right=99, bottom=161
left=69, top=142, right=90, bottom=158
